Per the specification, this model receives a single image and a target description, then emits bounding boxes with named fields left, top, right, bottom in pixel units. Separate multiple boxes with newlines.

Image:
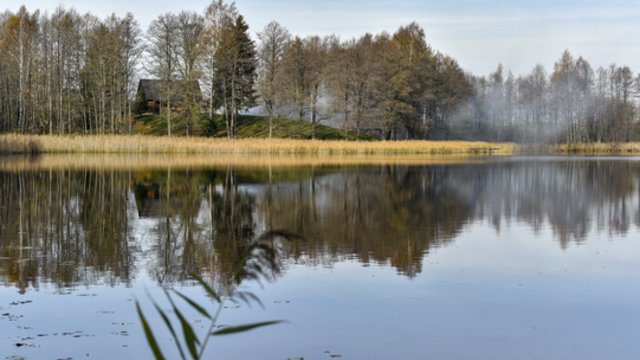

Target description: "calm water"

left=1, top=157, right=640, bottom=359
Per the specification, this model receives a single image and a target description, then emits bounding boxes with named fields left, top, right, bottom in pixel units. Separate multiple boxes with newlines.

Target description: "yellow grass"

left=549, top=142, right=640, bottom=155
left=0, top=134, right=515, bottom=156
left=0, top=134, right=42, bottom=154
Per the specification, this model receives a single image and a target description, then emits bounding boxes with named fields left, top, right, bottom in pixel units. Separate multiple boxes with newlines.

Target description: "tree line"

left=1, top=2, right=639, bottom=142
left=0, top=2, right=469, bottom=139
left=453, top=51, right=640, bottom=143
left=0, top=6, right=141, bottom=134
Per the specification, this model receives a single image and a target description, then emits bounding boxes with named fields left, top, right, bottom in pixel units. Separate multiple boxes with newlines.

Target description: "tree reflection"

left=1, top=160, right=640, bottom=291
left=0, top=170, right=134, bottom=293
left=256, top=166, right=468, bottom=277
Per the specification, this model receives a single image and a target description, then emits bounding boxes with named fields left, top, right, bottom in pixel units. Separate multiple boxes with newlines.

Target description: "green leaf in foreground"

left=212, top=320, right=284, bottom=336
left=151, top=298, right=187, bottom=360
left=136, top=300, right=167, bottom=360
left=173, top=290, right=212, bottom=319
left=165, top=290, right=200, bottom=360
left=190, top=273, right=222, bottom=303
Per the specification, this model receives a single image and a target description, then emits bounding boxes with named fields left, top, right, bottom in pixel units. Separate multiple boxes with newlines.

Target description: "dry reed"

left=0, top=134, right=514, bottom=156
left=0, top=134, right=42, bottom=154
left=550, top=142, right=640, bottom=154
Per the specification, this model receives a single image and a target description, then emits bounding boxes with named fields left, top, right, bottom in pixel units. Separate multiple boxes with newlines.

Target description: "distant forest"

left=1, top=1, right=639, bottom=142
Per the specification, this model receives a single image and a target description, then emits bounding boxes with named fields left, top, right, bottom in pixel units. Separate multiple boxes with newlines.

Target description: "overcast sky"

left=3, top=0, right=640, bottom=76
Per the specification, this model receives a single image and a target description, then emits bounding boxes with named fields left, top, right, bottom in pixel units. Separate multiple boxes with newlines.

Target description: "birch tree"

left=257, top=21, right=291, bottom=138
left=147, top=13, right=179, bottom=136
left=3, top=6, right=40, bottom=132
left=176, top=11, right=205, bottom=136
left=203, top=0, right=237, bottom=119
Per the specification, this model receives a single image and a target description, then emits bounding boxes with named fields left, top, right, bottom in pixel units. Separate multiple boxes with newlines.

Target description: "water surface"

left=1, top=156, right=639, bottom=359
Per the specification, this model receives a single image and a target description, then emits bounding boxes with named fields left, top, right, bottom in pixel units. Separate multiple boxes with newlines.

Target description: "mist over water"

left=442, top=52, right=640, bottom=143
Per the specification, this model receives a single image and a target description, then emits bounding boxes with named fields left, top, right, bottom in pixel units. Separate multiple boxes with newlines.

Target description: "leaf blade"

left=135, top=300, right=166, bottom=360
left=212, top=320, right=284, bottom=336
left=165, top=290, right=200, bottom=360
left=151, top=299, right=187, bottom=360
left=190, top=273, right=221, bottom=303
left=173, top=290, right=211, bottom=319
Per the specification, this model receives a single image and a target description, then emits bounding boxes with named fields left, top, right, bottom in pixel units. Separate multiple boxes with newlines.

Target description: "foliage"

left=212, top=15, right=257, bottom=139
left=451, top=51, right=640, bottom=144
left=133, top=114, right=210, bottom=137
left=136, top=231, right=290, bottom=360
left=2, top=2, right=639, bottom=144
left=206, top=115, right=371, bottom=140
left=130, top=113, right=369, bottom=139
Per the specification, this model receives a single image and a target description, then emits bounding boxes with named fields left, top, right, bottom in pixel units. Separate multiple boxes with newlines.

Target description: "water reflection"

left=1, top=159, right=639, bottom=291
left=0, top=170, right=134, bottom=293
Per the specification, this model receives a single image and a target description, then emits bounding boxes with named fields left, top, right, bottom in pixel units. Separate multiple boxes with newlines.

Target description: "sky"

left=3, top=0, right=640, bottom=76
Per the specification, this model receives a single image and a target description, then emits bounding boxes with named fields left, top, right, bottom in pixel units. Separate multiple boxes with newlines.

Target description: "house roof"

left=137, top=79, right=202, bottom=102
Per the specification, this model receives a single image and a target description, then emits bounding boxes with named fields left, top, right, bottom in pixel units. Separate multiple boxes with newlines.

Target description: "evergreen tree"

left=212, top=15, right=257, bottom=139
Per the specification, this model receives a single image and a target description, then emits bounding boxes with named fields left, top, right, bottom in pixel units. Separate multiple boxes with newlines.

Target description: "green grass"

left=133, top=113, right=210, bottom=136
left=133, top=113, right=371, bottom=140
left=209, top=115, right=370, bottom=140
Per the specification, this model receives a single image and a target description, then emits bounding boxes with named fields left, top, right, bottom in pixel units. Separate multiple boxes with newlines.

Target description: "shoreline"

left=4, top=134, right=640, bottom=157
left=0, top=134, right=514, bottom=156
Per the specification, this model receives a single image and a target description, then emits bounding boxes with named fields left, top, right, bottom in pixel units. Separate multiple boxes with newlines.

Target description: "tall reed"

left=0, top=134, right=514, bottom=155
left=0, top=134, right=42, bottom=154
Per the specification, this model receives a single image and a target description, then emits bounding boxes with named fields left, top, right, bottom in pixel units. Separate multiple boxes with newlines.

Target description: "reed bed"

left=0, top=134, right=514, bottom=156
left=0, top=134, right=42, bottom=154
left=550, top=142, right=640, bottom=155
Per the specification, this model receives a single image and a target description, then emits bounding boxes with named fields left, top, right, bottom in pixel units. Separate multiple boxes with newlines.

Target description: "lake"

left=1, top=156, right=639, bottom=359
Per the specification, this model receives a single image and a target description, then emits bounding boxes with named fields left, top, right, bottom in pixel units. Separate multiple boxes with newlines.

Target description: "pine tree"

left=212, top=15, right=257, bottom=139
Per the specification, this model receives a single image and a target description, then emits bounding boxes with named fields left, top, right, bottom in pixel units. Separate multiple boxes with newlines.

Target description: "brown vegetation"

left=0, top=134, right=42, bottom=154
left=547, top=142, right=640, bottom=154
left=0, top=134, right=514, bottom=156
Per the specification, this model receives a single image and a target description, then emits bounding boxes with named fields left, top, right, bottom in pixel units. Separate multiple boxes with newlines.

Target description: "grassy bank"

left=8, top=134, right=640, bottom=157
left=134, top=113, right=371, bottom=140
left=545, top=142, right=640, bottom=155
left=0, top=134, right=514, bottom=156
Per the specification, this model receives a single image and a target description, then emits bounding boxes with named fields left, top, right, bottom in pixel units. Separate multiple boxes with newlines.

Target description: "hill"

left=133, top=114, right=372, bottom=140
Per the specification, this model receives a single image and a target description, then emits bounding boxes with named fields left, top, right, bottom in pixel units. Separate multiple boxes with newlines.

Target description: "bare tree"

left=277, top=35, right=329, bottom=139
left=147, top=14, right=179, bottom=136
left=257, top=21, right=291, bottom=138
left=176, top=11, right=205, bottom=136
left=1, top=4, right=638, bottom=144
left=304, top=36, right=329, bottom=140
left=203, top=0, right=237, bottom=120
left=3, top=6, right=40, bottom=133
left=279, top=37, right=308, bottom=122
